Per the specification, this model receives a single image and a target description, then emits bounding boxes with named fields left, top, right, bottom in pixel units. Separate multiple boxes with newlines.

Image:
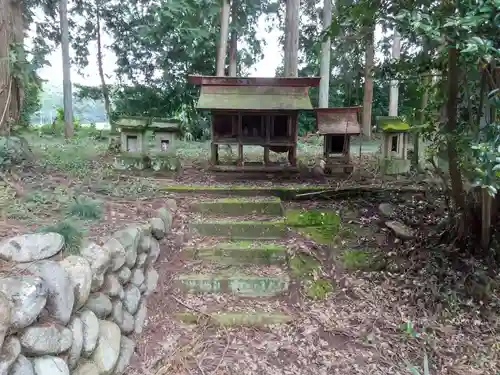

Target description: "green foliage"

left=38, top=219, right=86, bottom=255
left=396, top=0, right=500, bottom=200
left=288, top=209, right=341, bottom=228
left=341, top=249, right=383, bottom=271
left=289, top=253, right=321, bottom=278
left=7, top=43, right=42, bottom=128
left=35, top=136, right=108, bottom=178
left=304, top=278, right=334, bottom=300
left=67, top=197, right=103, bottom=220
left=0, top=136, right=32, bottom=171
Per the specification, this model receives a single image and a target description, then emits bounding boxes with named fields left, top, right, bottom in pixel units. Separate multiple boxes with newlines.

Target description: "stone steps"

left=190, top=219, right=286, bottom=239
left=175, top=196, right=292, bottom=328
left=183, top=241, right=287, bottom=265
left=174, top=311, right=292, bottom=327
left=175, top=271, right=289, bottom=297
left=191, top=197, right=283, bottom=216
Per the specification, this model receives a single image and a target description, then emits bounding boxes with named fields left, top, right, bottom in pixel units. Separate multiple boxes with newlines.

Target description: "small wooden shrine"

left=188, top=75, right=320, bottom=172
left=314, top=106, right=361, bottom=173
left=377, top=116, right=411, bottom=174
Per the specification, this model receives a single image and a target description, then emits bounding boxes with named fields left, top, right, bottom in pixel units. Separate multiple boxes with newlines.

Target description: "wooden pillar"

left=264, top=115, right=270, bottom=165
left=288, top=114, right=297, bottom=166
left=237, top=113, right=243, bottom=166
left=211, top=114, right=219, bottom=165
left=211, top=143, right=219, bottom=165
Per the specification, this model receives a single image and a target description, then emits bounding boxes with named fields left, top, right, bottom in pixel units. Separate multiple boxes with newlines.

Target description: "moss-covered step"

left=190, top=219, right=286, bottom=239
left=175, top=272, right=289, bottom=296
left=160, top=184, right=329, bottom=199
left=175, top=311, right=292, bottom=327
left=191, top=197, right=283, bottom=216
left=184, top=241, right=287, bottom=265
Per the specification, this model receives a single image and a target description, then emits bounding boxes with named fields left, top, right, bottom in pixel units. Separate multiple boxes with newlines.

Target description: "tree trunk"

left=445, top=47, right=465, bottom=210
left=228, top=0, right=237, bottom=77
left=318, top=0, right=332, bottom=108
left=413, top=42, right=430, bottom=170
left=60, top=0, right=74, bottom=138
left=216, top=0, right=230, bottom=77
left=0, top=0, right=24, bottom=134
left=95, top=1, right=113, bottom=132
left=388, top=29, right=400, bottom=116
left=284, top=0, right=300, bottom=77
left=361, top=25, right=375, bottom=138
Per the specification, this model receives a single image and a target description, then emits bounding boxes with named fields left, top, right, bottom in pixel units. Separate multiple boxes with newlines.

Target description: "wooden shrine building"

left=188, top=75, right=320, bottom=172
left=314, top=106, right=362, bottom=173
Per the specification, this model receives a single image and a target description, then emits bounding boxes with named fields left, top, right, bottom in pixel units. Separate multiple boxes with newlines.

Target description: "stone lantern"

left=377, top=116, right=410, bottom=174
left=114, top=116, right=150, bottom=170
left=148, top=118, right=181, bottom=172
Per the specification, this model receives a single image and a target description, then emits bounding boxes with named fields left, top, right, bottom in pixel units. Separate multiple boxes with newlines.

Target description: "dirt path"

left=127, top=194, right=500, bottom=375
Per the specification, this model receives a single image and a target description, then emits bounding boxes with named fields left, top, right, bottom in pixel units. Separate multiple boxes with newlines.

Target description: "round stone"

left=91, top=320, right=121, bottom=374
left=0, top=233, right=64, bottom=262
left=0, top=276, right=48, bottom=329
left=59, top=256, right=92, bottom=310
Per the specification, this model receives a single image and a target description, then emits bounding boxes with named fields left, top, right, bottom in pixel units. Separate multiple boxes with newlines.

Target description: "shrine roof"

left=376, top=116, right=410, bottom=132
left=188, top=75, right=320, bottom=111
left=115, top=116, right=149, bottom=130
left=188, top=75, right=321, bottom=87
left=150, top=118, right=181, bottom=132
left=315, top=106, right=362, bottom=135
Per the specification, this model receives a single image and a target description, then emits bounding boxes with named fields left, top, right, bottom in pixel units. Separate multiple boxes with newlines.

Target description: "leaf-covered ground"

left=128, top=195, right=500, bottom=375
left=2, top=133, right=498, bottom=375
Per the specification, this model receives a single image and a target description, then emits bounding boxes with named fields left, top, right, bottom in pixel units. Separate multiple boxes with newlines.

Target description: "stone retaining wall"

left=0, top=200, right=177, bottom=375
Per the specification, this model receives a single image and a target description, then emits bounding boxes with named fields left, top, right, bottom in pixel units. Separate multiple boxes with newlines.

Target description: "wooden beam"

left=187, top=75, right=321, bottom=87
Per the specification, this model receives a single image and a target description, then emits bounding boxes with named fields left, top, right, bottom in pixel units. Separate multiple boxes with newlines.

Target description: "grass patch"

left=286, top=209, right=341, bottom=228
left=94, top=179, right=160, bottom=198
left=341, top=249, right=385, bottom=271
left=289, top=254, right=334, bottom=300
left=38, top=219, right=86, bottom=255
left=289, top=253, right=321, bottom=278
left=68, top=197, right=103, bottom=220
left=32, top=136, right=108, bottom=179
left=305, top=278, right=335, bottom=300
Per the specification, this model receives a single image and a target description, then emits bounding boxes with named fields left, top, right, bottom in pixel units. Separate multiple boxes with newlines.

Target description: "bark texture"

left=0, top=0, right=24, bottom=134
left=361, top=25, right=375, bottom=138
left=216, top=0, right=230, bottom=77
left=228, top=0, right=237, bottom=77
left=284, top=0, right=300, bottom=77
left=318, top=0, right=332, bottom=108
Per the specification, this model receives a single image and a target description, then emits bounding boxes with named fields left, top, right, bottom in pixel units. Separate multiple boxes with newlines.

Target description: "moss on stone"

left=289, top=253, right=320, bottom=278
left=192, top=198, right=283, bottom=216
left=161, top=184, right=326, bottom=191
left=286, top=209, right=340, bottom=228
left=185, top=241, right=287, bottom=265
left=213, top=197, right=281, bottom=203
left=341, top=249, right=385, bottom=271
left=296, top=227, right=336, bottom=245
left=190, top=220, right=286, bottom=239
left=305, top=278, right=334, bottom=300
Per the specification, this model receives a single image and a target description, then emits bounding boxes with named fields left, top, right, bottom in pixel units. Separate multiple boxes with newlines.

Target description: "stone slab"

left=184, top=241, right=286, bottom=265
left=191, top=198, right=283, bottom=216
left=190, top=220, right=286, bottom=239
left=176, top=273, right=289, bottom=297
